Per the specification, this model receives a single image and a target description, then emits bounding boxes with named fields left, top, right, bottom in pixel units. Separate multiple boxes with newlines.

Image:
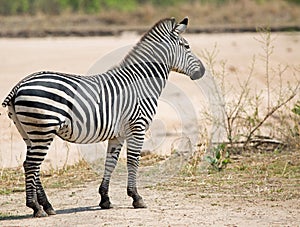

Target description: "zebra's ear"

left=173, top=17, right=188, bottom=35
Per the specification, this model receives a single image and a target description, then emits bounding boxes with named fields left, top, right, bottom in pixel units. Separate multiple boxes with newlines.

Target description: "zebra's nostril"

left=191, top=69, right=205, bottom=80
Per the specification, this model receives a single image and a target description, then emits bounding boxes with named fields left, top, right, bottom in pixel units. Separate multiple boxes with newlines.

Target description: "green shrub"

left=292, top=101, right=300, bottom=116
left=205, top=143, right=230, bottom=171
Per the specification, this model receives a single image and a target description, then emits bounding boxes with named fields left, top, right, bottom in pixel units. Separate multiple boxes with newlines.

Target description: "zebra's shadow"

left=0, top=213, right=32, bottom=221
left=0, top=206, right=100, bottom=221
left=56, top=205, right=134, bottom=215
left=56, top=205, right=102, bottom=215
left=0, top=205, right=133, bottom=221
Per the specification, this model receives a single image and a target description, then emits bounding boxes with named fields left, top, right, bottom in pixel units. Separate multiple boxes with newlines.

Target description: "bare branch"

left=244, top=90, right=298, bottom=147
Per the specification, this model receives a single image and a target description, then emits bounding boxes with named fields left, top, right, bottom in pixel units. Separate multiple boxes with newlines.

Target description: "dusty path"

left=1, top=167, right=299, bottom=226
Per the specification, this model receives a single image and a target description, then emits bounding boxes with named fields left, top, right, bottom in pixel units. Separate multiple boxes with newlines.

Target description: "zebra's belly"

left=56, top=114, right=124, bottom=144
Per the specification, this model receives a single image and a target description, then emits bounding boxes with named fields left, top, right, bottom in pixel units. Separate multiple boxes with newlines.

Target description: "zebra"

left=2, top=17, right=205, bottom=217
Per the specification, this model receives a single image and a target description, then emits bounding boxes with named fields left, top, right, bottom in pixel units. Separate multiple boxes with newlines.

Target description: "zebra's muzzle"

left=191, top=69, right=205, bottom=80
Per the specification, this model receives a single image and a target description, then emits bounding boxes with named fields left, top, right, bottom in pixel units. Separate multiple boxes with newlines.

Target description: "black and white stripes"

left=2, top=17, right=205, bottom=217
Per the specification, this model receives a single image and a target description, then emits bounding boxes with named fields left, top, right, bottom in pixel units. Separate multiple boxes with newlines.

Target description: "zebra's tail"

left=2, top=85, right=19, bottom=107
left=2, top=72, right=44, bottom=108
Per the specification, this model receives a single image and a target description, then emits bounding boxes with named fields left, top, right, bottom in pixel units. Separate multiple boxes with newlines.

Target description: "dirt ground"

left=0, top=33, right=300, bottom=226
left=0, top=164, right=299, bottom=226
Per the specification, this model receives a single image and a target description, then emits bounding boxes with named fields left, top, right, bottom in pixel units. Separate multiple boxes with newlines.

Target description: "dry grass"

left=0, top=167, right=24, bottom=195
left=1, top=149, right=299, bottom=203
left=155, top=150, right=300, bottom=201
left=0, top=160, right=99, bottom=195
left=0, top=154, right=171, bottom=195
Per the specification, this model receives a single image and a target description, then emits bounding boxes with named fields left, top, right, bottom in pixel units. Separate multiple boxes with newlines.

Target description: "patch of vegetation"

left=3, top=0, right=299, bottom=15
left=292, top=101, right=300, bottom=116
left=0, top=0, right=299, bottom=37
left=0, top=160, right=99, bottom=195
left=205, top=143, right=230, bottom=171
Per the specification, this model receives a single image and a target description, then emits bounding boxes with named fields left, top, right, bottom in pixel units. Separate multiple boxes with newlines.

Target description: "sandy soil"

left=0, top=33, right=300, bottom=226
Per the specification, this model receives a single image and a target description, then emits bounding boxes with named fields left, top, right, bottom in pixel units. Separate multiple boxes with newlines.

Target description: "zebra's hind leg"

left=126, top=134, right=147, bottom=209
left=36, top=169, right=56, bottom=215
left=99, top=137, right=124, bottom=209
left=12, top=115, right=57, bottom=216
left=23, top=141, right=56, bottom=217
left=7, top=105, right=52, bottom=217
left=23, top=160, right=47, bottom=217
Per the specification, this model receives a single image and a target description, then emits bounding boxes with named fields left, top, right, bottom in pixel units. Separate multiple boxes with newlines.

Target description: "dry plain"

left=0, top=32, right=299, bottom=226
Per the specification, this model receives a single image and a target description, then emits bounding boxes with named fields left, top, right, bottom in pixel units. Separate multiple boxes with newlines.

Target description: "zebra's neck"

left=108, top=41, right=171, bottom=97
left=120, top=40, right=171, bottom=78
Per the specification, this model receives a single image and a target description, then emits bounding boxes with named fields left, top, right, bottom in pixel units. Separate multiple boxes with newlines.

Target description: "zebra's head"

left=139, top=17, right=205, bottom=80
left=169, top=17, right=205, bottom=80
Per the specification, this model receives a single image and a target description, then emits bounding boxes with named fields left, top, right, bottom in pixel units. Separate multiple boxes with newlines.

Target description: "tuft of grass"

left=140, top=152, right=167, bottom=167
left=0, top=167, right=24, bottom=195
left=0, top=159, right=99, bottom=195
left=41, top=159, right=99, bottom=189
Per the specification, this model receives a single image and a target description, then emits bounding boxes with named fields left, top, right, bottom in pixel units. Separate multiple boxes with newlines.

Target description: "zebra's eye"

left=179, top=40, right=190, bottom=49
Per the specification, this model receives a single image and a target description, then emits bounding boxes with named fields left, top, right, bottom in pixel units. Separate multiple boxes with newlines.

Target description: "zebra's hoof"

left=44, top=207, right=56, bottom=215
left=133, top=198, right=147, bottom=209
left=34, top=209, right=48, bottom=218
left=99, top=200, right=112, bottom=209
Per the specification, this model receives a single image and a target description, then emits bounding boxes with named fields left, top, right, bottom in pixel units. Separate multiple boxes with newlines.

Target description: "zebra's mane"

left=113, top=18, right=176, bottom=68
left=139, top=17, right=177, bottom=42
left=107, top=18, right=177, bottom=73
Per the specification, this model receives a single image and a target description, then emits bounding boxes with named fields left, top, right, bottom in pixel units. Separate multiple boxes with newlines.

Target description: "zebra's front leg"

left=126, top=135, right=147, bottom=209
left=99, top=137, right=124, bottom=209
